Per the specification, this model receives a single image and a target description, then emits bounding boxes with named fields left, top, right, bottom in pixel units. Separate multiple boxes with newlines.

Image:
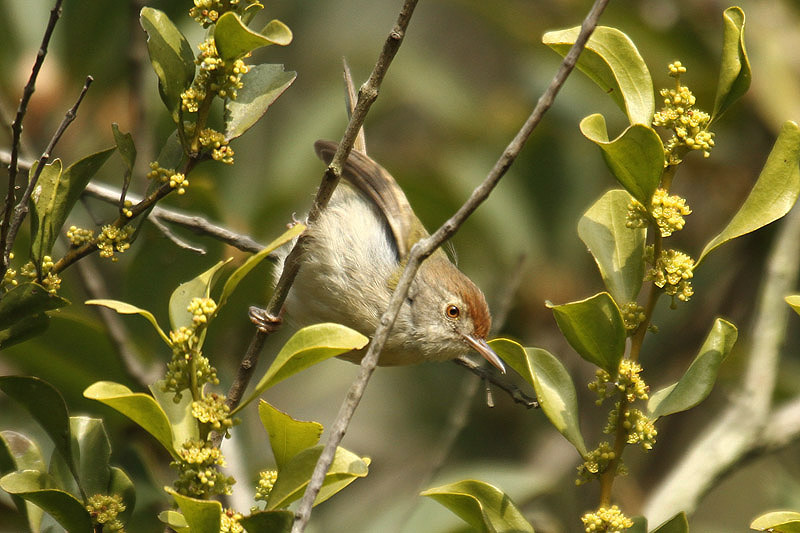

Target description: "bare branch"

left=291, top=1, right=609, bottom=531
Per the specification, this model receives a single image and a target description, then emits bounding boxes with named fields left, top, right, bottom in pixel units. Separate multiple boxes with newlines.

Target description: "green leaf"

left=490, top=339, right=586, bottom=456
left=85, top=299, right=170, bottom=345
left=543, top=26, right=654, bottom=125
left=0, top=470, right=93, bottom=533
left=235, top=323, right=368, bottom=413
left=258, top=400, right=323, bottom=470
left=29, top=158, right=62, bottom=264
left=48, top=417, right=112, bottom=499
left=224, top=64, right=297, bottom=141
left=140, top=7, right=195, bottom=119
left=83, top=381, right=177, bottom=458
left=0, top=312, right=50, bottom=350
left=166, top=487, right=221, bottom=533
left=150, top=381, right=199, bottom=448
left=421, top=479, right=534, bottom=533
left=786, top=295, right=800, bottom=317
left=0, top=282, right=68, bottom=330
left=159, top=509, right=190, bottom=532
left=628, top=516, right=648, bottom=533
left=652, top=512, right=689, bottom=533
left=648, top=318, right=737, bottom=419
left=108, top=466, right=136, bottom=526
left=751, top=511, right=800, bottom=532
left=218, top=223, right=304, bottom=308
left=547, top=292, right=626, bottom=374
left=169, top=259, right=231, bottom=332
left=112, top=123, right=136, bottom=173
left=266, top=445, right=369, bottom=510
left=712, top=7, right=751, bottom=122
left=580, top=115, right=664, bottom=205
left=240, top=510, right=294, bottom=533
left=577, top=189, right=645, bottom=304
left=214, top=13, right=292, bottom=62
left=0, top=431, right=45, bottom=532
left=698, top=121, right=800, bottom=265
left=0, top=377, right=79, bottom=487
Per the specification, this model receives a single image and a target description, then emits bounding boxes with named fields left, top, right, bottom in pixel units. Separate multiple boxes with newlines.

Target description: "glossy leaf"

left=150, top=381, right=199, bottom=447
left=217, top=223, right=304, bottom=308
left=159, top=509, right=190, bottom=533
left=0, top=431, right=45, bottom=531
left=580, top=114, right=664, bottom=205
left=240, top=510, right=294, bottom=533
left=543, top=26, right=653, bottom=125
left=712, top=7, right=751, bottom=122
left=214, top=13, right=292, bottom=62
left=108, top=466, right=136, bottom=526
left=169, top=259, right=231, bottom=332
left=0, top=281, right=67, bottom=329
left=224, top=64, right=297, bottom=141
left=698, top=121, right=800, bottom=265
left=652, top=512, right=689, bottom=533
left=166, top=487, right=221, bottom=533
left=421, top=479, right=534, bottom=533
left=751, top=511, right=800, bottom=532
left=490, top=339, right=586, bottom=456
left=48, top=417, right=112, bottom=499
left=0, top=470, right=93, bottom=533
left=85, top=299, right=170, bottom=345
left=236, top=323, right=368, bottom=412
left=259, top=401, right=322, bottom=470
left=267, top=445, right=369, bottom=510
left=83, top=381, right=177, bottom=458
left=577, top=189, right=646, bottom=304
left=548, top=292, right=626, bottom=374
left=140, top=7, right=195, bottom=119
left=648, top=318, right=737, bottom=419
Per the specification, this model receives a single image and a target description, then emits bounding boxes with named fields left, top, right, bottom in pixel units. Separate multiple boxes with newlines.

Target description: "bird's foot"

left=249, top=306, right=282, bottom=333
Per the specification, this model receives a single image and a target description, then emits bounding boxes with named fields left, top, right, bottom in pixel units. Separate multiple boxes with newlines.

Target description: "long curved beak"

left=463, top=334, right=506, bottom=374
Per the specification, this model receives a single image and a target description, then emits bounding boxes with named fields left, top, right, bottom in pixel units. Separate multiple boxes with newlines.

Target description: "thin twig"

left=4, top=75, right=93, bottom=278
left=292, top=1, right=609, bottom=531
left=148, top=215, right=206, bottom=254
left=453, top=356, right=538, bottom=408
left=1, top=0, right=64, bottom=277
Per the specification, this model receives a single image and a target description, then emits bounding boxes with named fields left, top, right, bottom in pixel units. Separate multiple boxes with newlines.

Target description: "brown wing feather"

left=315, top=140, right=425, bottom=258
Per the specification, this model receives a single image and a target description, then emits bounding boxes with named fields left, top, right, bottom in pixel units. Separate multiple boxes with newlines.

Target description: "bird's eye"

left=445, top=304, right=460, bottom=320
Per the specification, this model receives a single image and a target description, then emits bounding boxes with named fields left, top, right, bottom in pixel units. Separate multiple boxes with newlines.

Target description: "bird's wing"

left=314, top=140, right=427, bottom=258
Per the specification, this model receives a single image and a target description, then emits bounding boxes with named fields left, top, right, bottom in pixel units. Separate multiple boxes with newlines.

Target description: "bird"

left=272, top=140, right=505, bottom=372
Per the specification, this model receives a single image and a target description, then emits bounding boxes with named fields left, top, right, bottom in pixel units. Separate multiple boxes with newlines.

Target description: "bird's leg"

left=249, top=306, right=282, bottom=333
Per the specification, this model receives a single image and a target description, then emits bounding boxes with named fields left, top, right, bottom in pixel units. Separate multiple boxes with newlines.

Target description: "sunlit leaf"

left=47, top=417, right=112, bottom=499
left=159, top=509, right=190, bottom=533
left=168, top=259, right=231, bottom=332
left=712, top=7, right=751, bottom=122
left=85, top=299, right=170, bottom=345
left=751, top=511, right=800, bottom=532
left=421, top=479, right=534, bottom=533
left=547, top=292, right=626, bottom=374
left=648, top=319, right=737, bottom=419
left=224, top=64, right=297, bottom=141
left=0, top=470, right=93, bottom=533
left=214, top=13, right=292, bottom=62
left=698, top=121, right=800, bottom=265
left=240, top=510, right=294, bottom=533
left=543, top=26, right=654, bottom=125
left=166, top=487, right=221, bottom=533
left=577, top=189, right=645, bottom=304
left=235, top=323, right=368, bottom=413
left=150, top=381, right=199, bottom=448
left=580, top=115, right=663, bottom=205
left=259, top=401, right=322, bottom=470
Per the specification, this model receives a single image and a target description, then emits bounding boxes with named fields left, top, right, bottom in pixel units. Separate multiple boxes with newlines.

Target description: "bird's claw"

left=249, top=306, right=282, bottom=333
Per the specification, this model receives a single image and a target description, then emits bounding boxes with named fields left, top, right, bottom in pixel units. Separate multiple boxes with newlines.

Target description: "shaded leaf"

left=580, top=114, right=663, bottom=205
left=169, top=259, right=231, bottom=332
left=547, top=292, right=626, bottom=374
left=108, top=466, right=136, bottom=526
left=83, top=381, right=177, bottom=458
left=224, top=64, right=297, bottom=141
left=421, top=479, right=534, bottom=533
left=0, top=282, right=67, bottom=330
left=112, top=123, right=136, bottom=173
left=628, top=516, right=648, bottom=533
left=85, top=299, right=170, bottom=345
left=577, top=189, right=645, bottom=304
left=0, top=470, right=93, bottom=533
left=652, top=512, right=689, bottom=533
left=166, top=487, right=221, bottom=533
left=159, top=509, right=190, bottom=533
left=259, top=400, right=323, bottom=470
left=267, top=445, right=369, bottom=510
left=240, top=510, right=294, bottom=533
left=48, top=417, right=112, bottom=499
left=140, top=7, right=195, bottom=119
left=751, top=511, right=800, bottom=532
left=29, top=158, right=63, bottom=264
left=214, top=13, right=292, bottom=62
left=712, top=7, right=751, bottom=122
left=0, top=312, right=50, bottom=350
left=543, top=26, right=653, bottom=125
left=648, top=318, right=737, bottom=419
left=698, top=121, right=800, bottom=265
left=0, top=431, right=45, bottom=532
left=236, top=323, right=368, bottom=413
left=150, top=381, right=199, bottom=448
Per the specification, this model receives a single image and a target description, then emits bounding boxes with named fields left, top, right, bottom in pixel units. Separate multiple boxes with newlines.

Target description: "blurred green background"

left=1, top=1, right=800, bottom=531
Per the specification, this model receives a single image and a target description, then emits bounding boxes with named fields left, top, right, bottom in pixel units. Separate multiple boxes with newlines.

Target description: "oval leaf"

left=751, top=511, right=800, bottom=532
left=421, top=479, right=534, bottom=533
left=85, top=299, right=170, bottom=345
left=224, top=64, right=297, bottom=141
left=648, top=318, right=737, bottom=419
left=580, top=114, right=664, bottom=205
left=266, top=445, right=369, bottom=510
left=29, top=158, right=64, bottom=264
left=543, top=26, right=654, bottom=125
left=577, top=189, right=645, bottom=304
left=652, top=512, right=689, bottom=533
left=214, top=13, right=292, bottom=62
left=547, top=292, right=626, bottom=374
left=166, top=487, right=221, bottom=533
left=712, top=7, right=751, bottom=122
left=261, top=19, right=293, bottom=46
left=0, top=470, right=93, bottom=533
left=240, top=510, right=294, bottom=533
left=258, top=401, right=322, bottom=470
left=0, top=282, right=67, bottom=330
left=698, top=121, right=800, bottom=265
left=235, top=323, right=368, bottom=412
left=47, top=417, right=113, bottom=499
left=83, top=381, right=177, bottom=458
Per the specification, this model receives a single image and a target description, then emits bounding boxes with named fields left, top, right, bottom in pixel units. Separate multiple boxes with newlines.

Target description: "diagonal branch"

left=291, top=1, right=610, bottom=531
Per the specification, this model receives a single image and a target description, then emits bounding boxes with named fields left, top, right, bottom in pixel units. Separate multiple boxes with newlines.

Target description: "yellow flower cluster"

left=220, top=508, right=245, bottom=533
left=581, top=505, right=634, bottom=533
left=617, top=360, right=649, bottom=403
left=188, top=297, right=218, bottom=325
left=576, top=441, right=617, bottom=485
left=622, top=408, right=657, bottom=450
left=97, top=225, right=132, bottom=262
left=191, top=393, right=236, bottom=432
left=189, top=0, right=243, bottom=26
left=647, top=248, right=695, bottom=303
left=86, top=493, right=126, bottom=533
left=255, top=469, right=279, bottom=501
left=181, top=38, right=250, bottom=114
left=619, top=302, right=645, bottom=332
left=172, top=439, right=234, bottom=497
left=199, top=128, right=235, bottom=164
left=650, top=188, right=691, bottom=237
left=67, top=225, right=95, bottom=246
